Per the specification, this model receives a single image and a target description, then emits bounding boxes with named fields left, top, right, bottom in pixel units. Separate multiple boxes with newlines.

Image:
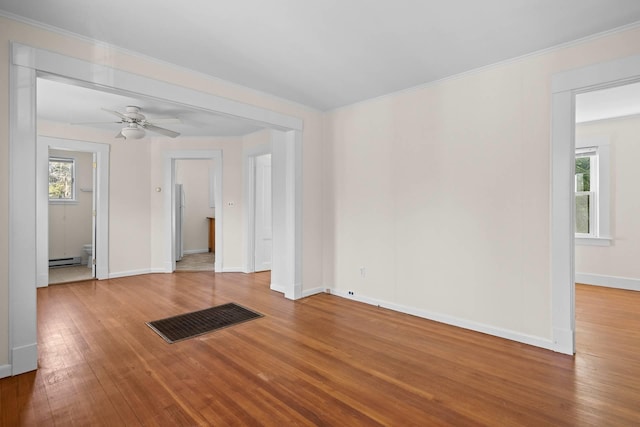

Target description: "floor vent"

left=49, top=257, right=82, bottom=267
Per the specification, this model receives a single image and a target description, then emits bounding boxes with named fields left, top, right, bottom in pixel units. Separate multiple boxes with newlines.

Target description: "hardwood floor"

left=1, top=276, right=639, bottom=426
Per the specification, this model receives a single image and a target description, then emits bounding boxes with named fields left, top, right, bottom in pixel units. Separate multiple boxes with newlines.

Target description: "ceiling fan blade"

left=101, top=108, right=129, bottom=120
left=146, top=118, right=182, bottom=125
left=71, top=121, right=121, bottom=126
left=143, top=123, right=181, bottom=138
left=115, top=131, right=126, bottom=139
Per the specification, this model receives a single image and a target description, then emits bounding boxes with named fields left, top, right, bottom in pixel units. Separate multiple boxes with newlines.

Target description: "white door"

left=254, top=154, right=272, bottom=272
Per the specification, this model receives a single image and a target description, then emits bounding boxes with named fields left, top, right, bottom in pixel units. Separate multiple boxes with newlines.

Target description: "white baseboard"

left=270, top=282, right=285, bottom=294
left=327, top=288, right=555, bottom=352
left=12, top=343, right=38, bottom=375
left=221, top=267, right=243, bottom=273
left=184, top=249, right=209, bottom=255
left=301, top=287, right=325, bottom=298
left=0, top=364, right=12, bottom=379
left=108, top=269, right=154, bottom=279
left=576, top=273, right=640, bottom=292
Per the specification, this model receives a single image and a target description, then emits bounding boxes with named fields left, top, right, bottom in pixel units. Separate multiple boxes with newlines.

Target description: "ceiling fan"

left=75, top=106, right=181, bottom=139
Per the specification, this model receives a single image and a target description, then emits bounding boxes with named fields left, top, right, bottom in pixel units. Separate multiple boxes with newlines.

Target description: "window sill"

left=575, top=236, right=611, bottom=246
left=49, top=200, right=78, bottom=205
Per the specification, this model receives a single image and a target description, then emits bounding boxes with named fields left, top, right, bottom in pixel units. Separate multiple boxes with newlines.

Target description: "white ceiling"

left=576, top=81, right=640, bottom=123
left=37, top=78, right=264, bottom=138
left=3, top=0, right=640, bottom=111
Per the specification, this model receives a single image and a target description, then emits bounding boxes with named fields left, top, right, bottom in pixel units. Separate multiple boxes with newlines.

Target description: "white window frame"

left=575, top=136, right=611, bottom=246
left=48, top=156, right=77, bottom=204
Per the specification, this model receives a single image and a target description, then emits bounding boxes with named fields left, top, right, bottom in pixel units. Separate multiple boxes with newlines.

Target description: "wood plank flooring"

left=1, top=275, right=639, bottom=426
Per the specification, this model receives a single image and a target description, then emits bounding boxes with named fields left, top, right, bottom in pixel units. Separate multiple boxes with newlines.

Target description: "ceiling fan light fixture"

left=121, top=124, right=145, bottom=140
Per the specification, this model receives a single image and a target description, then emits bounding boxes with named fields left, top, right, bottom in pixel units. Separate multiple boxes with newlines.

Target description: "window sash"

left=49, top=157, right=76, bottom=202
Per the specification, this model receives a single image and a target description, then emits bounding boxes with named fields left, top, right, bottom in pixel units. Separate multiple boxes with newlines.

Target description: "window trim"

left=48, top=156, right=77, bottom=204
left=575, top=136, right=611, bottom=246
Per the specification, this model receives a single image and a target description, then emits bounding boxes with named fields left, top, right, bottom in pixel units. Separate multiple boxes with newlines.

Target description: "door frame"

left=165, top=151, right=223, bottom=272
left=550, top=53, right=640, bottom=355
left=36, top=137, right=110, bottom=287
left=8, top=42, right=303, bottom=376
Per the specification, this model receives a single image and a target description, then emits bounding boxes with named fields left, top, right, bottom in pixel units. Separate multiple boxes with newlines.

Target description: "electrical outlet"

left=227, top=201, right=235, bottom=207
left=348, top=291, right=354, bottom=295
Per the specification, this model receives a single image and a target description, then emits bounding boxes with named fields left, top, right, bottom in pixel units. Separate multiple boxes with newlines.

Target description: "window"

left=575, top=148, right=597, bottom=236
left=49, top=157, right=76, bottom=202
left=575, top=136, right=610, bottom=245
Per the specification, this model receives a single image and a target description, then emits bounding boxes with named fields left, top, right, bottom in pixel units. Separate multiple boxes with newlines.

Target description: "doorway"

left=47, top=149, right=95, bottom=284
left=550, top=53, right=640, bottom=355
left=36, top=136, right=110, bottom=288
left=9, top=43, right=302, bottom=376
left=174, top=158, right=217, bottom=272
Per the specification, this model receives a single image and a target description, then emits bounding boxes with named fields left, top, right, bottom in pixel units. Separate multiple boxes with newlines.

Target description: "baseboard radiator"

left=49, top=257, right=82, bottom=267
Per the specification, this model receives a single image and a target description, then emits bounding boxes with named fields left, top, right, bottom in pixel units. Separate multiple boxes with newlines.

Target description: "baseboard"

left=270, top=282, right=285, bottom=294
left=576, top=273, right=640, bottom=292
left=12, top=343, right=38, bottom=375
left=0, top=364, right=12, bottom=379
left=108, top=269, right=154, bottom=279
left=221, top=267, right=243, bottom=273
left=301, top=287, right=325, bottom=298
left=328, top=288, right=555, bottom=352
left=184, top=249, right=209, bottom=255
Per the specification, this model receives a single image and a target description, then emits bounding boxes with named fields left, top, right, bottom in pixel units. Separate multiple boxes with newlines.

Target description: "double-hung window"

left=575, top=147, right=597, bottom=237
left=49, top=156, right=76, bottom=202
left=574, top=137, right=610, bottom=245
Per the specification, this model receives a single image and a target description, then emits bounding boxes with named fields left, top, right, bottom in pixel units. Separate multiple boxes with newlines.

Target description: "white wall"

left=149, top=137, right=245, bottom=271
left=324, top=26, right=640, bottom=345
left=575, top=115, right=640, bottom=286
left=48, top=149, right=93, bottom=261
left=176, top=159, right=215, bottom=253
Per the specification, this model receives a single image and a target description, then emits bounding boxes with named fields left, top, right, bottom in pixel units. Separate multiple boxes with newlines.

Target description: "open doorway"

left=36, top=135, right=110, bottom=288
left=550, top=53, right=640, bottom=355
left=47, top=149, right=95, bottom=284
left=9, top=44, right=303, bottom=375
left=574, top=82, right=640, bottom=293
left=174, top=158, right=217, bottom=272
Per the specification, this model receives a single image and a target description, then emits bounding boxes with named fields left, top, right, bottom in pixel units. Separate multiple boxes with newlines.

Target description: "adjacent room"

left=1, top=1, right=640, bottom=425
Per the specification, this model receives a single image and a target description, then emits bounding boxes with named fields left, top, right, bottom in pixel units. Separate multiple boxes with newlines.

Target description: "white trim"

left=575, top=237, right=611, bottom=246
left=164, top=151, right=223, bottom=273
left=576, top=273, right=640, bottom=292
left=183, top=249, right=210, bottom=255
left=329, top=289, right=555, bottom=351
left=11, top=344, right=38, bottom=376
left=551, top=52, right=640, bottom=356
left=9, top=44, right=38, bottom=375
left=0, top=364, right=11, bottom=379
left=108, top=269, right=156, bottom=279
left=37, top=137, right=110, bottom=287
left=270, top=283, right=285, bottom=294
left=221, top=267, right=244, bottom=273
left=301, top=287, right=325, bottom=298
left=8, top=43, right=304, bottom=376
